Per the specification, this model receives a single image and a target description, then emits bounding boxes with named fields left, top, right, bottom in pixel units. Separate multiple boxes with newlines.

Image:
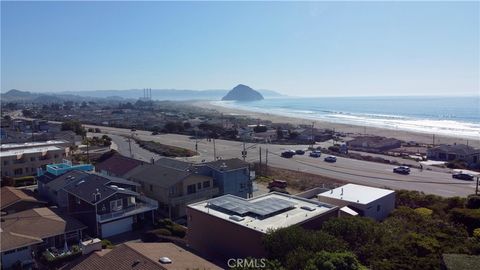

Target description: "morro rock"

left=221, top=84, right=264, bottom=101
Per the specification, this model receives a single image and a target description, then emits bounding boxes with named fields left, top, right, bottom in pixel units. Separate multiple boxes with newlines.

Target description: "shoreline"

left=195, top=101, right=480, bottom=148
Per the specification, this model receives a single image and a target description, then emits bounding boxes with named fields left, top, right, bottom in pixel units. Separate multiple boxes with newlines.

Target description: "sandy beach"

left=195, top=101, right=480, bottom=148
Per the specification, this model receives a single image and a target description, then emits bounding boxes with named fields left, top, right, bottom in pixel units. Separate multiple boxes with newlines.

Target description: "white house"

left=317, top=184, right=395, bottom=221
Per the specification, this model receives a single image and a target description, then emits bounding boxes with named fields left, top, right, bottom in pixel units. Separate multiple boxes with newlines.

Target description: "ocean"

left=212, top=96, right=480, bottom=139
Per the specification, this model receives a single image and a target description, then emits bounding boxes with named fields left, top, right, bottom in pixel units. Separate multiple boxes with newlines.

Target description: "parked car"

left=268, top=179, right=288, bottom=189
left=452, top=173, right=474, bottom=181
left=295, top=149, right=305, bottom=155
left=281, top=150, right=295, bottom=158
left=393, top=166, right=410, bottom=174
left=324, top=156, right=337, bottom=163
left=309, top=150, right=321, bottom=158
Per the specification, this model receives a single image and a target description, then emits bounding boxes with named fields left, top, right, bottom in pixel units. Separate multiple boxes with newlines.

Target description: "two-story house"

left=200, top=158, right=252, bottom=198
left=127, top=163, right=217, bottom=219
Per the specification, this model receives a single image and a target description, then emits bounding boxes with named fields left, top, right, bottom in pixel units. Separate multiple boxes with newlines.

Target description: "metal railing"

left=96, top=201, right=157, bottom=222
left=169, top=187, right=219, bottom=205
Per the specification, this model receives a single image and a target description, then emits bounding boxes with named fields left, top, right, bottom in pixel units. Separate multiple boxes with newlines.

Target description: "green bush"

left=101, top=239, right=113, bottom=249
left=449, top=208, right=480, bottom=234
left=168, top=224, right=187, bottom=238
left=152, top=228, right=172, bottom=237
left=473, top=228, right=480, bottom=239
left=466, top=195, right=480, bottom=209
left=414, top=208, right=433, bottom=218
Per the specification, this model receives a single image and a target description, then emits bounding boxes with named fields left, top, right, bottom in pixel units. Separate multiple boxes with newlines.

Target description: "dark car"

left=452, top=173, right=474, bottom=181
left=295, top=150, right=305, bottom=155
left=309, top=150, right=321, bottom=158
left=268, top=179, right=288, bottom=189
left=393, top=166, right=410, bottom=175
left=324, top=156, right=337, bottom=163
left=281, top=151, right=295, bottom=158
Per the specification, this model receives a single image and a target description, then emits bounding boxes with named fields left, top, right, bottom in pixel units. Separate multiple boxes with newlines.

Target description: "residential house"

left=0, top=207, right=86, bottom=269
left=200, top=158, right=252, bottom=198
left=66, top=242, right=221, bottom=270
left=1, top=186, right=47, bottom=215
left=95, top=153, right=145, bottom=177
left=347, top=136, right=402, bottom=153
left=127, top=163, right=217, bottom=219
left=64, top=172, right=157, bottom=238
left=1, top=141, right=70, bottom=178
left=187, top=192, right=339, bottom=262
left=317, top=184, right=395, bottom=221
left=427, top=144, right=480, bottom=168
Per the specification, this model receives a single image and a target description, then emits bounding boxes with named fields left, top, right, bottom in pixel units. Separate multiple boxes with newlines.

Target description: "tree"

left=304, top=251, right=365, bottom=270
left=466, top=195, right=480, bottom=209
left=22, top=109, right=33, bottom=117
left=61, top=120, right=86, bottom=137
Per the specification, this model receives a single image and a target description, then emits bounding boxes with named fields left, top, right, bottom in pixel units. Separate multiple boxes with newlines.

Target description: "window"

left=54, top=154, right=59, bottom=159
left=187, top=184, right=196, bottom=194
left=14, top=168, right=23, bottom=176
left=25, top=167, right=29, bottom=173
left=128, top=197, right=135, bottom=206
left=149, top=184, right=153, bottom=192
left=203, top=181, right=210, bottom=188
left=76, top=197, right=81, bottom=205
left=110, top=199, right=123, bottom=211
left=197, top=182, right=202, bottom=190
left=377, top=205, right=381, bottom=212
left=240, top=183, right=246, bottom=189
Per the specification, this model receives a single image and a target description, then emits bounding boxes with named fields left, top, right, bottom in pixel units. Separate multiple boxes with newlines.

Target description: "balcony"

left=96, top=198, right=158, bottom=223
left=169, top=187, right=219, bottom=206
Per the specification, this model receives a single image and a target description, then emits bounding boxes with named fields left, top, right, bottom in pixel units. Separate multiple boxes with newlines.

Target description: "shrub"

left=100, top=239, right=113, bottom=249
left=168, top=224, right=187, bottom=238
left=153, top=228, right=172, bottom=237
left=328, top=146, right=340, bottom=153
left=449, top=208, right=480, bottom=234
left=473, top=228, right=480, bottom=240
left=414, top=207, right=433, bottom=217
left=466, top=195, right=480, bottom=209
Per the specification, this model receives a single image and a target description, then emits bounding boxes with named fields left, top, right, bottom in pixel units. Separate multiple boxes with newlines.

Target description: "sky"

left=1, top=1, right=479, bottom=97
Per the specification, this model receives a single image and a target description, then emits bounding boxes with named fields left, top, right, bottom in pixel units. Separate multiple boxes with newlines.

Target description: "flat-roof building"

left=0, top=145, right=69, bottom=178
left=317, top=184, right=395, bottom=221
left=187, top=192, right=339, bottom=262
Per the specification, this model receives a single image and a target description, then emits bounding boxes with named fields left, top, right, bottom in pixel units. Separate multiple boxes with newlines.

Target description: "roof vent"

left=301, top=205, right=316, bottom=211
left=229, top=215, right=245, bottom=222
left=75, top=180, right=85, bottom=186
left=159, top=257, right=172, bottom=264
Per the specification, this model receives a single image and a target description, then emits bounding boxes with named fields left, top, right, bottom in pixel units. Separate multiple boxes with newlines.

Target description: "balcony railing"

left=96, top=200, right=158, bottom=222
left=169, top=187, right=219, bottom=206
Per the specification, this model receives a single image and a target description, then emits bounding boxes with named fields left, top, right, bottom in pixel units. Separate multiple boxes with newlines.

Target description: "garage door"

left=101, top=217, right=133, bottom=238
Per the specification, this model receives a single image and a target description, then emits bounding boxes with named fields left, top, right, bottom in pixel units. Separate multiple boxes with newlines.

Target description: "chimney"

left=341, top=188, right=343, bottom=196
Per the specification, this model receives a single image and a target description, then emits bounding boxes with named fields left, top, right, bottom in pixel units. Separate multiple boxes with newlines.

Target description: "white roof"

left=188, top=192, right=337, bottom=233
left=340, top=206, right=359, bottom=216
left=0, top=140, right=68, bottom=150
left=0, top=146, right=63, bottom=158
left=318, top=184, right=394, bottom=205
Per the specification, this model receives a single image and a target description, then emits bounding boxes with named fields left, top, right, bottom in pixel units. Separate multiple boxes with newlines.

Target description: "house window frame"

left=203, top=181, right=210, bottom=188
left=110, top=199, right=123, bottom=212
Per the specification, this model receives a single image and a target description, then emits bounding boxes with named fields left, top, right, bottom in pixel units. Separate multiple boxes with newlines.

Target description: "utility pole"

left=86, top=139, right=90, bottom=162
left=195, top=129, right=198, bottom=152
left=432, top=134, right=435, bottom=146
left=259, top=147, right=262, bottom=174
left=311, top=121, right=315, bottom=150
left=265, top=148, right=268, bottom=175
left=128, top=137, right=133, bottom=158
left=476, top=176, right=479, bottom=195
left=213, top=138, right=216, bottom=160
left=242, top=138, right=247, bottom=161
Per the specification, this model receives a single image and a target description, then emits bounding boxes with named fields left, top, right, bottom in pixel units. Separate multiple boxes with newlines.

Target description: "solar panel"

left=208, top=195, right=295, bottom=218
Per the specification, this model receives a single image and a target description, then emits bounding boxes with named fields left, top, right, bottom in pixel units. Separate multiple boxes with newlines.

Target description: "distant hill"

left=0, top=89, right=98, bottom=103
left=1, top=87, right=282, bottom=102
left=222, top=84, right=264, bottom=101
left=60, top=88, right=281, bottom=100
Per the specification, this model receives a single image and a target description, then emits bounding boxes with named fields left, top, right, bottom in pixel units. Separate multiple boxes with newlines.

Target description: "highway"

left=86, top=124, right=479, bottom=197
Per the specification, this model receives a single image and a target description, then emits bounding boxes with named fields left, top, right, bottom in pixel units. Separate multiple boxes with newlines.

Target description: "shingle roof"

left=127, top=164, right=191, bottom=188
left=1, top=186, right=46, bottom=210
left=95, top=154, right=144, bottom=177
left=204, top=158, right=249, bottom=171
left=155, top=158, right=192, bottom=171
left=67, top=242, right=221, bottom=270
left=0, top=207, right=86, bottom=252
left=63, top=175, right=117, bottom=204
left=432, top=144, right=479, bottom=156
left=44, top=170, right=90, bottom=192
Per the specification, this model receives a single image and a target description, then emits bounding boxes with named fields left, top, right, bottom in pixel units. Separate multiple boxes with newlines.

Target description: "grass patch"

left=134, top=139, right=197, bottom=157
